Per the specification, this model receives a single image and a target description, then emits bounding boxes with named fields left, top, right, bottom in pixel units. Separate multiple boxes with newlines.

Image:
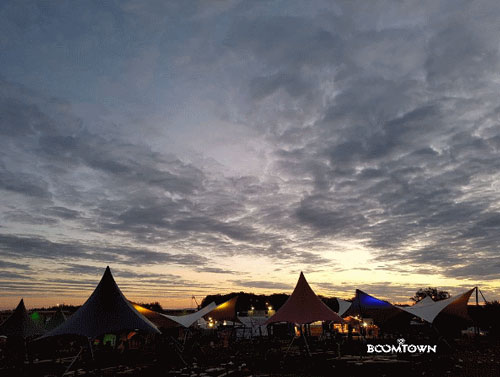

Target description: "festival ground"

left=1, top=332, right=499, bottom=377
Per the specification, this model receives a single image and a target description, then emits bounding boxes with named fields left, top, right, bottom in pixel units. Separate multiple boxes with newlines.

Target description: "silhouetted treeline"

left=137, top=302, right=164, bottom=312
left=411, top=287, right=450, bottom=302
left=30, top=304, right=80, bottom=313
left=200, top=292, right=342, bottom=313
left=469, top=301, right=500, bottom=336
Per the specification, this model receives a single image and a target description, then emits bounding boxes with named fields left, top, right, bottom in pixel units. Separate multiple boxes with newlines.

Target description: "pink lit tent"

left=265, top=272, right=343, bottom=325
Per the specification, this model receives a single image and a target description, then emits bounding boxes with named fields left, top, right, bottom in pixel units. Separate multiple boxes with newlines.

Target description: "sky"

left=1, top=0, right=500, bottom=309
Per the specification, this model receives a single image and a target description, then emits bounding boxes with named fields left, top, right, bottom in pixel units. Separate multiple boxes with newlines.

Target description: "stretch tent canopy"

left=344, top=289, right=404, bottom=323
left=413, top=296, right=435, bottom=307
left=0, top=299, right=46, bottom=338
left=41, top=267, right=160, bottom=339
left=132, top=303, right=180, bottom=329
left=265, top=272, right=343, bottom=325
left=336, top=298, right=352, bottom=317
left=205, top=297, right=239, bottom=323
left=399, top=289, right=475, bottom=324
left=164, top=302, right=217, bottom=328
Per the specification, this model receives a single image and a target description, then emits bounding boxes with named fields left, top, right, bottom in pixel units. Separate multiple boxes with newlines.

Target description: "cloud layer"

left=1, top=0, right=500, bottom=307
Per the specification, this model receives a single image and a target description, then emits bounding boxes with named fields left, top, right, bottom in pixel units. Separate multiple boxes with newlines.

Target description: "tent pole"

left=285, top=336, right=295, bottom=355
left=230, top=320, right=236, bottom=343
left=171, top=336, right=187, bottom=366
left=24, top=339, right=28, bottom=363
left=475, top=287, right=480, bottom=337
left=479, top=289, right=487, bottom=304
left=285, top=326, right=296, bottom=356
left=301, top=325, right=311, bottom=357
left=62, top=346, right=84, bottom=377
left=87, top=337, right=94, bottom=360
left=182, top=328, right=189, bottom=348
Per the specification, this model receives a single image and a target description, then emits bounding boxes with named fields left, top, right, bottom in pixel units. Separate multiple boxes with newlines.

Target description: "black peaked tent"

left=0, top=299, right=46, bottom=338
left=42, top=266, right=160, bottom=339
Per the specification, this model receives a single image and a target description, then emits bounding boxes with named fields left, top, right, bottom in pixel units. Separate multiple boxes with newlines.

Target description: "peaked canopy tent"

left=265, top=272, right=343, bottom=325
left=164, top=302, right=217, bottom=328
left=0, top=299, right=46, bottom=338
left=41, top=267, right=160, bottom=339
left=399, top=289, right=475, bottom=324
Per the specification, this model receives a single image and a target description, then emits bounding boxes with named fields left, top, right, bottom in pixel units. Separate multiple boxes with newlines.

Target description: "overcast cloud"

left=1, top=0, right=500, bottom=307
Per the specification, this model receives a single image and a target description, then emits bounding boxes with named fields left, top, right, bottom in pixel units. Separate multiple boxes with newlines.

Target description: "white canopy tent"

left=399, top=289, right=474, bottom=324
left=163, top=302, right=217, bottom=328
left=337, top=298, right=352, bottom=317
left=413, top=296, right=435, bottom=307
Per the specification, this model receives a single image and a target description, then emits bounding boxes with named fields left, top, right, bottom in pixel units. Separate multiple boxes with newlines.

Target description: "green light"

left=30, top=311, right=42, bottom=323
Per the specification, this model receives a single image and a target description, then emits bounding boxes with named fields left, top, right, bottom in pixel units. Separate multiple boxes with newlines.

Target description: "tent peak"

left=103, top=266, right=113, bottom=279
left=0, top=298, right=45, bottom=337
left=266, top=272, right=342, bottom=325
left=16, top=298, right=26, bottom=310
left=41, top=266, right=160, bottom=338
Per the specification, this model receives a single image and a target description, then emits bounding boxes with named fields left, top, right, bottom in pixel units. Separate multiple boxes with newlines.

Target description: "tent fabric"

left=400, top=289, right=474, bottom=324
left=45, top=307, right=67, bottom=331
left=205, top=297, right=239, bottom=323
left=413, top=296, right=435, bottom=307
left=344, top=289, right=403, bottom=323
left=0, top=299, right=46, bottom=338
left=164, top=302, right=217, bottom=328
left=336, top=298, right=352, bottom=317
left=265, top=272, right=343, bottom=325
left=41, top=267, right=160, bottom=339
left=131, top=303, right=180, bottom=329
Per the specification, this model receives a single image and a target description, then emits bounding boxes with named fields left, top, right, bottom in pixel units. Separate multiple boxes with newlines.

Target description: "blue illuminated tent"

left=343, top=289, right=405, bottom=324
